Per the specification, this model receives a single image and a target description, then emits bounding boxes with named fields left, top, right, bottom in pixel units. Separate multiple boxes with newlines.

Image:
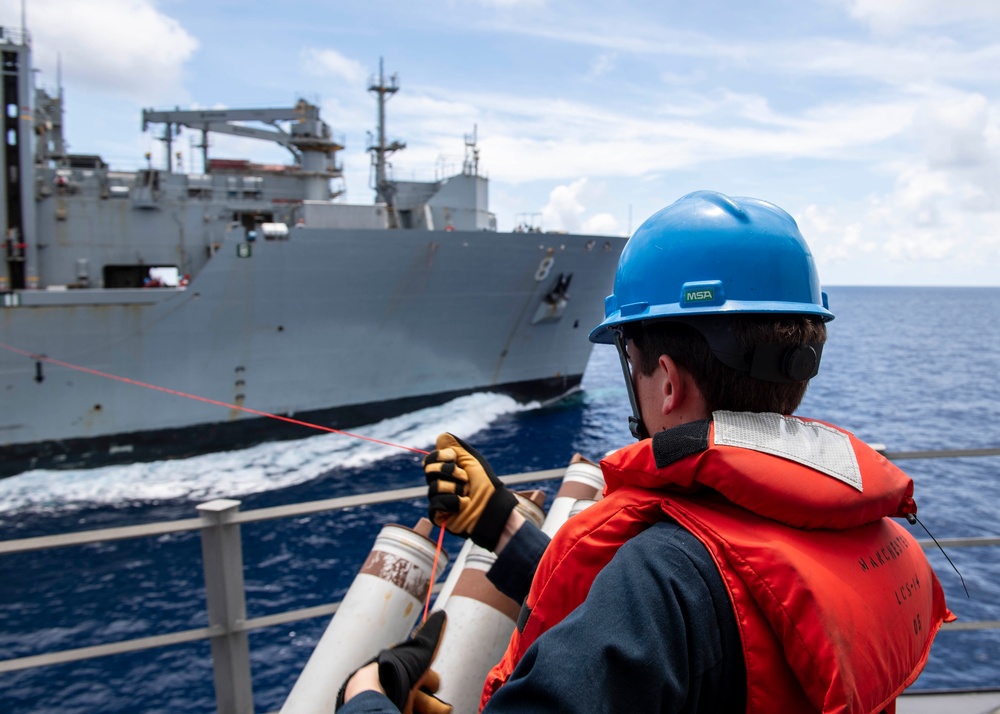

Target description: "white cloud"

left=9, top=0, right=198, bottom=101
left=799, top=162, right=990, bottom=273
left=788, top=82, right=1000, bottom=283
left=582, top=212, right=620, bottom=235
left=911, top=89, right=1000, bottom=212
left=496, top=16, right=1000, bottom=89
left=796, top=205, right=875, bottom=264
left=443, top=88, right=917, bottom=184
left=771, top=37, right=1000, bottom=88
left=465, top=0, right=546, bottom=6
left=4, top=0, right=995, bottom=287
left=542, top=178, right=587, bottom=232
left=869, top=160, right=998, bottom=263
left=301, top=48, right=367, bottom=84
left=918, top=92, right=992, bottom=169
left=539, top=178, right=619, bottom=235
left=846, top=0, right=1000, bottom=34
left=587, top=52, right=617, bottom=79
left=495, top=21, right=744, bottom=63
left=659, top=69, right=709, bottom=86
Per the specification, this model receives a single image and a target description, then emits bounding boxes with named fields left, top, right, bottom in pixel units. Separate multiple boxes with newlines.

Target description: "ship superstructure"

left=0, top=32, right=625, bottom=476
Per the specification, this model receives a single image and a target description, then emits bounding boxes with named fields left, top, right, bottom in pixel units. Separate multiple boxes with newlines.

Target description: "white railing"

left=1, top=453, right=998, bottom=712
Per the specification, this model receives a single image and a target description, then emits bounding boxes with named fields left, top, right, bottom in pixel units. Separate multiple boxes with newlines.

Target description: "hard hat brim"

left=589, top=299, right=835, bottom=344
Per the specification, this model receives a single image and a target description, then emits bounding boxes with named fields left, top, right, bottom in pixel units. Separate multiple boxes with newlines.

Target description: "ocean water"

left=1, top=285, right=998, bottom=712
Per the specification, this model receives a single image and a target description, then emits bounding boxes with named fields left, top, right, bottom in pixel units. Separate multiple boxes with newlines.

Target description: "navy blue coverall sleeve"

left=337, top=520, right=745, bottom=714
left=484, top=520, right=745, bottom=713
left=484, top=516, right=550, bottom=603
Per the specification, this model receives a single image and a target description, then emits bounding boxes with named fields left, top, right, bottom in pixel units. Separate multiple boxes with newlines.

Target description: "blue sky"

left=7, top=0, right=1000, bottom=285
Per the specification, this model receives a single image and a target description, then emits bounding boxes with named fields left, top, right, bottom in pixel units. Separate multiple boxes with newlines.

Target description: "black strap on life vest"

left=652, top=419, right=711, bottom=469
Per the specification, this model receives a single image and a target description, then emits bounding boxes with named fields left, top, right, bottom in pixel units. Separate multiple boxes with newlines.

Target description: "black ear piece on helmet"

left=748, top=343, right=824, bottom=383
left=675, top=316, right=824, bottom=384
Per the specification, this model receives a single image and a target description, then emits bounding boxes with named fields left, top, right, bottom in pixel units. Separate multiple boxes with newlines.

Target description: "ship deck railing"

left=1, top=446, right=999, bottom=713
left=0, top=27, right=30, bottom=46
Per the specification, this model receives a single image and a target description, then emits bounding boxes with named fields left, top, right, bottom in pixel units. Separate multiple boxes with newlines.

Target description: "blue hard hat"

left=589, top=190, right=834, bottom=344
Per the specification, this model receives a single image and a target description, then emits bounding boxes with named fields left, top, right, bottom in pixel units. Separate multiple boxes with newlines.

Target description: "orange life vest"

left=482, top=414, right=953, bottom=713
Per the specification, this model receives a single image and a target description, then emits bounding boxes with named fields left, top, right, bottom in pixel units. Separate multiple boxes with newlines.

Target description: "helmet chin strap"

left=613, top=328, right=650, bottom=441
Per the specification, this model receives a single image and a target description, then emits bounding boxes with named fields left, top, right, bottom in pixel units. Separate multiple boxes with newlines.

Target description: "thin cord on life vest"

left=908, top=513, right=970, bottom=598
left=424, top=519, right=448, bottom=623
left=0, top=341, right=429, bottom=456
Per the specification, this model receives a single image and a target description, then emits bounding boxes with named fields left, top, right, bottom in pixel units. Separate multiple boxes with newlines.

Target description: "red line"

left=424, top=519, right=448, bottom=622
left=0, top=341, right=429, bottom=456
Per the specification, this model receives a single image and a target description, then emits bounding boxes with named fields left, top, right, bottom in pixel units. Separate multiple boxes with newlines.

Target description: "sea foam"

left=0, top=392, right=537, bottom=514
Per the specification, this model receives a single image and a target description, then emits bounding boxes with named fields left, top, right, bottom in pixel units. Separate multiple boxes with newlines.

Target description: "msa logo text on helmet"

left=685, top=289, right=715, bottom=303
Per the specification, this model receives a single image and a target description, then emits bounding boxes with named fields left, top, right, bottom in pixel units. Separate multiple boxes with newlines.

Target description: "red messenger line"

left=424, top=518, right=448, bottom=624
left=4, top=340, right=451, bottom=615
left=0, top=341, right=430, bottom=456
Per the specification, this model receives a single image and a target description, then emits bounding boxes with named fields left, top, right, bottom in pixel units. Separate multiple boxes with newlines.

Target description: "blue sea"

left=1, top=286, right=998, bottom=712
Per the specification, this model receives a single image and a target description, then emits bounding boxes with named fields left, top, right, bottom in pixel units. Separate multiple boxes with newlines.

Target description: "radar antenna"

left=463, top=124, right=480, bottom=176
left=367, top=59, right=406, bottom=227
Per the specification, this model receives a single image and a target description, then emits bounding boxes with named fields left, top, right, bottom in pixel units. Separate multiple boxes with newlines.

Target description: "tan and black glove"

left=424, top=432, right=518, bottom=552
left=336, top=610, right=452, bottom=714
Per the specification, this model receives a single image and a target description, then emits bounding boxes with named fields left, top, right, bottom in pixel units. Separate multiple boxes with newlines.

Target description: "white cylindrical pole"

left=431, top=491, right=546, bottom=714
left=430, top=546, right=520, bottom=713
left=569, top=497, right=599, bottom=518
left=281, top=519, right=447, bottom=714
left=540, top=456, right=605, bottom=538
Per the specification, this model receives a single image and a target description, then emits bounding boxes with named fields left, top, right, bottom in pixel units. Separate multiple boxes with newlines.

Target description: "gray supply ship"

left=0, top=31, right=626, bottom=476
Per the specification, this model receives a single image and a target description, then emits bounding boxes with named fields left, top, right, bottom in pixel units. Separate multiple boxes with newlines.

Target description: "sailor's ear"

left=659, top=353, right=709, bottom=419
left=657, top=354, right=684, bottom=416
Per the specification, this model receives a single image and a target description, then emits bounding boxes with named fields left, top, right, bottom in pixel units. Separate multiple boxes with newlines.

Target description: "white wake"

left=0, top=393, right=537, bottom=514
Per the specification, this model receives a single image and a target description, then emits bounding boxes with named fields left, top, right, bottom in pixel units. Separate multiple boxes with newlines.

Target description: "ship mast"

left=1, top=25, right=38, bottom=291
left=463, top=124, right=480, bottom=176
left=367, top=59, right=405, bottom=226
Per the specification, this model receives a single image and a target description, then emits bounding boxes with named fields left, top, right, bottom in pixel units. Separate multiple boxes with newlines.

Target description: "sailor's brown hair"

left=624, top=315, right=828, bottom=415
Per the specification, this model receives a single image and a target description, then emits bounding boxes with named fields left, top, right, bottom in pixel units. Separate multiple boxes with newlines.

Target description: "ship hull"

left=0, top=227, right=623, bottom=476
left=0, top=374, right=582, bottom=475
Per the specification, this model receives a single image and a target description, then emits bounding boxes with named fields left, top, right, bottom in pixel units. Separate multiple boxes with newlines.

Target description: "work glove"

left=336, top=610, right=452, bottom=714
left=424, top=432, right=518, bottom=552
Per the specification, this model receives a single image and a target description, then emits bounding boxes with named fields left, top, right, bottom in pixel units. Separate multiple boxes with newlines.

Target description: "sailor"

left=337, top=190, right=954, bottom=713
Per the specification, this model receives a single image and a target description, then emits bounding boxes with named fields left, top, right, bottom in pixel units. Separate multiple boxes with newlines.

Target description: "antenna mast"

left=463, top=124, right=480, bottom=176
left=367, top=59, right=405, bottom=210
